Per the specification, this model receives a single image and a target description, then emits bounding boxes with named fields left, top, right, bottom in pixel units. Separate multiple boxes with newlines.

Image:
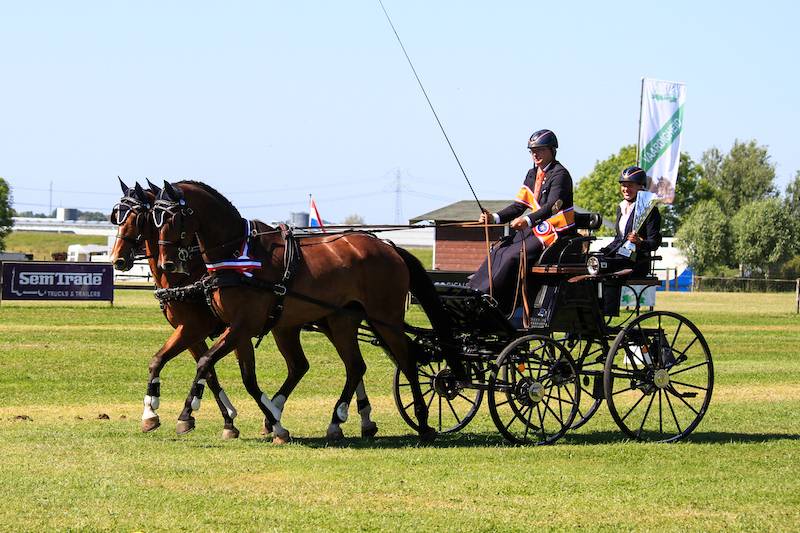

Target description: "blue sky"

left=2, top=1, right=798, bottom=224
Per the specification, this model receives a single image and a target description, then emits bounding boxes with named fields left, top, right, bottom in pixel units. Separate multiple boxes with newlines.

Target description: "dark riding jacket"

left=495, top=161, right=574, bottom=226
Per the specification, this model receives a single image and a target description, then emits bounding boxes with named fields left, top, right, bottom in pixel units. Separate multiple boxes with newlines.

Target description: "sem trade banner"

left=1, top=262, right=114, bottom=302
left=637, top=78, right=686, bottom=204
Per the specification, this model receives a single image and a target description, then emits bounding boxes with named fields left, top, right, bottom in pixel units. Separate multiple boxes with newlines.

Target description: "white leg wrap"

left=272, top=394, right=287, bottom=412
left=358, top=403, right=373, bottom=427
left=142, top=395, right=158, bottom=420
left=190, top=379, right=207, bottom=411
left=336, top=401, right=349, bottom=423
left=260, top=393, right=282, bottom=421
left=218, top=389, right=237, bottom=419
left=356, top=381, right=372, bottom=426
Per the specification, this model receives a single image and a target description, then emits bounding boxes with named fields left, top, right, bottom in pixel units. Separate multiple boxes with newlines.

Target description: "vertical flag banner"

left=309, top=195, right=325, bottom=231
left=637, top=78, right=686, bottom=204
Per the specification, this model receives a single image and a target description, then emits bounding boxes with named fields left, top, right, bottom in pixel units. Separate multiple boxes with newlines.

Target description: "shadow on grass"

left=561, top=429, right=799, bottom=445
left=232, top=428, right=800, bottom=449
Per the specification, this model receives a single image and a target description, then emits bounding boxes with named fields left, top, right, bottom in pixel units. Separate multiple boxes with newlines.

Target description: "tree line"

left=575, top=140, right=800, bottom=279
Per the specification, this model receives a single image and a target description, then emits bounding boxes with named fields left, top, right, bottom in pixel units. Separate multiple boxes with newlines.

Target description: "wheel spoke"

left=445, top=396, right=462, bottom=424
left=456, top=392, right=477, bottom=405
left=438, top=394, right=442, bottom=431
left=536, top=403, right=547, bottom=440
left=658, top=389, right=663, bottom=435
left=680, top=334, right=699, bottom=357
left=635, top=392, right=657, bottom=438
left=523, top=403, right=535, bottom=441
left=542, top=396, right=564, bottom=427
left=669, top=379, right=708, bottom=391
left=670, top=360, right=710, bottom=377
left=670, top=320, right=683, bottom=349
left=666, top=386, right=700, bottom=415
left=620, top=391, right=648, bottom=422
left=612, top=384, right=638, bottom=396
left=665, top=388, right=682, bottom=434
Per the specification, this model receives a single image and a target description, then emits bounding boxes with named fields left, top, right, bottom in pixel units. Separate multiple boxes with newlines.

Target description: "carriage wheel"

left=563, top=337, right=606, bottom=430
left=393, top=359, right=484, bottom=434
left=488, top=335, right=580, bottom=445
left=604, top=311, right=713, bottom=442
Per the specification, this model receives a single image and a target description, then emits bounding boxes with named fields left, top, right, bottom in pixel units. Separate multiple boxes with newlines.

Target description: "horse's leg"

left=187, top=342, right=240, bottom=440
left=176, top=327, right=240, bottom=435
left=320, top=317, right=377, bottom=440
left=370, top=320, right=436, bottom=442
left=233, top=336, right=291, bottom=444
left=142, top=325, right=205, bottom=433
left=265, top=326, right=310, bottom=436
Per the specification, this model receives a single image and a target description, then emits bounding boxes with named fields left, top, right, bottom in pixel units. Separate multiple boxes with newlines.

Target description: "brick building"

left=410, top=200, right=603, bottom=272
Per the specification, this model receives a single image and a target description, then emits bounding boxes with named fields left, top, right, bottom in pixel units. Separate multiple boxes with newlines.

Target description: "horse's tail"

left=393, top=246, right=467, bottom=381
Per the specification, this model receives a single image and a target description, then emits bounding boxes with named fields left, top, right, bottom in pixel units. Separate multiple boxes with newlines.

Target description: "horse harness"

left=154, top=224, right=409, bottom=345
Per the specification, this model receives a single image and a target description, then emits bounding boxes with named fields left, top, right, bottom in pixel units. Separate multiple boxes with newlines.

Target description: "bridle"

left=111, top=195, right=152, bottom=258
left=152, top=197, right=202, bottom=267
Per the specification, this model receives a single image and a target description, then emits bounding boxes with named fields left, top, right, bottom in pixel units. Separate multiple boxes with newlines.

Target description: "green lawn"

left=0, top=292, right=798, bottom=532
left=5, top=230, right=108, bottom=260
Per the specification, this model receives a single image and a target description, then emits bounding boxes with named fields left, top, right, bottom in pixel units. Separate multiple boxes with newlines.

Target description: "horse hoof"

left=273, top=429, right=291, bottom=445
left=361, top=422, right=378, bottom=439
left=420, top=427, right=437, bottom=443
left=327, top=427, right=344, bottom=442
left=141, top=416, right=161, bottom=433
left=176, top=418, right=195, bottom=435
left=222, top=426, right=240, bottom=440
left=261, top=419, right=273, bottom=436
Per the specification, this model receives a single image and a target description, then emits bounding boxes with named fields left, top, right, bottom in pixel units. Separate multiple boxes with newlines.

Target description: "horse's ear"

left=118, top=176, right=130, bottom=195
left=133, top=182, right=148, bottom=204
left=146, top=178, right=162, bottom=197
left=163, top=181, right=184, bottom=203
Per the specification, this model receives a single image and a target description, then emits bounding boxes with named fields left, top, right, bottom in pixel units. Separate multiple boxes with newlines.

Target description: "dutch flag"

left=309, top=195, right=325, bottom=231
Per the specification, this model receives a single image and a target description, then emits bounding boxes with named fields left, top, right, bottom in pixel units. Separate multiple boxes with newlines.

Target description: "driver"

left=467, top=129, right=575, bottom=313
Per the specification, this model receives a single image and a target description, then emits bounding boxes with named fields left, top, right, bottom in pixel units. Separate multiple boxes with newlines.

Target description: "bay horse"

left=110, top=179, right=378, bottom=442
left=153, top=180, right=462, bottom=441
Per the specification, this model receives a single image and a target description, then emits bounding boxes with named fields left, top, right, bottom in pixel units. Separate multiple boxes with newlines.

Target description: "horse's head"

left=153, top=180, right=197, bottom=275
left=109, top=177, right=153, bottom=271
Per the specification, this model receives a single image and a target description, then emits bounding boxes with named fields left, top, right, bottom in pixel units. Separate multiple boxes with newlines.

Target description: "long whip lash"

left=377, top=0, right=485, bottom=213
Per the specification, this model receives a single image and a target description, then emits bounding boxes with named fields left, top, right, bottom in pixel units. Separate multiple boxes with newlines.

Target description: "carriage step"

left=679, top=392, right=698, bottom=398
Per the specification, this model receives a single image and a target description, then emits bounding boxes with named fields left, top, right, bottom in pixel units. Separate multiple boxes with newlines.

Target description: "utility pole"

left=49, top=181, right=53, bottom=216
left=394, top=169, right=403, bottom=224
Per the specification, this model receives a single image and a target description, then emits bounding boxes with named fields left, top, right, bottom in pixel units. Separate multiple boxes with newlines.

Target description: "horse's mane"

left=177, top=180, right=241, bottom=219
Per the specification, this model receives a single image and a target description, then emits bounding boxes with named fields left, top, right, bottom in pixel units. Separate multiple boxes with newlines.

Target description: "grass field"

left=1, top=291, right=798, bottom=532
left=5, top=231, right=108, bottom=260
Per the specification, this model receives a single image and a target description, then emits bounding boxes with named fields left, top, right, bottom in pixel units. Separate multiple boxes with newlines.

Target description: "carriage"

left=112, top=180, right=712, bottom=445
left=391, top=212, right=714, bottom=445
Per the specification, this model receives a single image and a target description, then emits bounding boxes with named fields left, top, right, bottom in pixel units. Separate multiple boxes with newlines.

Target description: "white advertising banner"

left=637, top=78, right=686, bottom=204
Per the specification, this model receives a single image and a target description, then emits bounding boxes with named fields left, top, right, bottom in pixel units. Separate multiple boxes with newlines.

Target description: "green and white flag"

left=637, top=78, right=686, bottom=204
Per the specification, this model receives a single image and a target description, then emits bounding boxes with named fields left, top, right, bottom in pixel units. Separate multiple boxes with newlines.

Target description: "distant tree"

left=574, top=145, right=637, bottom=234
left=730, top=198, right=799, bottom=278
left=785, top=170, right=800, bottom=219
left=0, top=177, right=13, bottom=251
left=575, top=145, right=703, bottom=236
left=343, top=213, right=365, bottom=225
left=702, top=139, right=777, bottom=217
left=674, top=200, right=732, bottom=274
left=77, top=210, right=108, bottom=222
left=661, top=153, right=706, bottom=236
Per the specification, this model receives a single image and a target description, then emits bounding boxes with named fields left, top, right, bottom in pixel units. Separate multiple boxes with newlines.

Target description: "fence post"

left=665, top=268, right=671, bottom=292
left=796, top=278, right=799, bottom=314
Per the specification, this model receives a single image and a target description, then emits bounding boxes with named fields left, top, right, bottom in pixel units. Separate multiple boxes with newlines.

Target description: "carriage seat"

left=532, top=211, right=603, bottom=273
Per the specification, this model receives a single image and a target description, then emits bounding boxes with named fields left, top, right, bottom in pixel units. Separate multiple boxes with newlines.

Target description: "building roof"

left=409, top=200, right=510, bottom=224
left=410, top=200, right=610, bottom=228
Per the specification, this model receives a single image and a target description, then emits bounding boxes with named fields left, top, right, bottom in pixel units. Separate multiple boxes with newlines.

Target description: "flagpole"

left=636, top=77, right=644, bottom=166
